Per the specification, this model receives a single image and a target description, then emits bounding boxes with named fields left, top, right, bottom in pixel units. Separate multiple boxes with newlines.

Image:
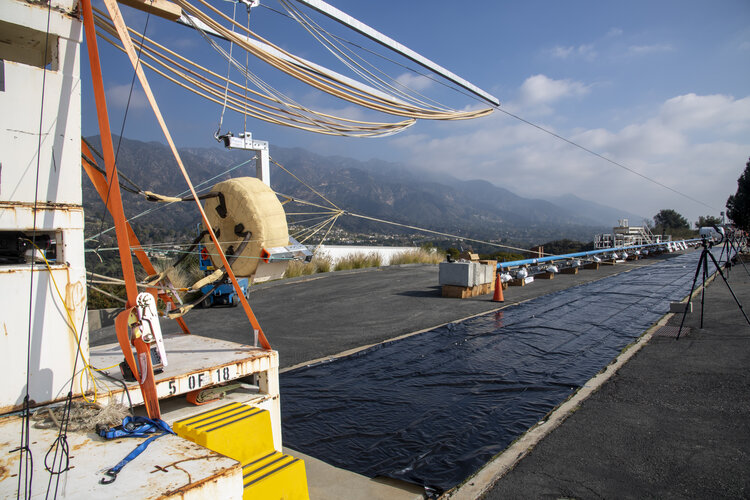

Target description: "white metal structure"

left=0, top=0, right=86, bottom=412
left=0, top=1, right=280, bottom=496
left=217, top=131, right=271, bottom=185
left=0, top=0, right=498, bottom=496
left=595, top=218, right=672, bottom=249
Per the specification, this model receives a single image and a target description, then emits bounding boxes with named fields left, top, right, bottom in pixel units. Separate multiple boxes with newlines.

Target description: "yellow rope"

left=285, top=211, right=341, bottom=216
left=270, top=157, right=340, bottom=209
left=93, top=9, right=416, bottom=137
left=276, top=192, right=345, bottom=212
left=295, top=213, right=341, bottom=244
left=175, top=0, right=494, bottom=121
left=312, top=213, right=342, bottom=254
left=25, top=241, right=106, bottom=403
left=88, top=284, right=128, bottom=304
left=278, top=0, right=452, bottom=113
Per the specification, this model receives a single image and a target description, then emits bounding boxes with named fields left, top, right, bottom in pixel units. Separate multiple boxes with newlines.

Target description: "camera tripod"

left=676, top=234, right=750, bottom=339
left=717, top=230, right=750, bottom=279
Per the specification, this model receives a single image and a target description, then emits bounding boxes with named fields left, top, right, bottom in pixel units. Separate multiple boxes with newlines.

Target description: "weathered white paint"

left=0, top=415, right=243, bottom=498
left=0, top=0, right=86, bottom=411
left=89, top=334, right=283, bottom=452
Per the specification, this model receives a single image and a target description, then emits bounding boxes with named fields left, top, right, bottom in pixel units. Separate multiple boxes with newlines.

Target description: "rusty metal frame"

left=80, top=0, right=161, bottom=418
left=81, top=140, right=191, bottom=335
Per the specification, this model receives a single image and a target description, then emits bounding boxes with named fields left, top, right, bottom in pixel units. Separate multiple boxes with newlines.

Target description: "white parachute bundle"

left=202, top=177, right=289, bottom=277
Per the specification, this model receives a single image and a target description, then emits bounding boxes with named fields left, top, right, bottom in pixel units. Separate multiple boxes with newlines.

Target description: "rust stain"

left=72, top=441, right=88, bottom=452
left=0, top=201, right=83, bottom=211
left=0, top=465, right=8, bottom=482
left=156, top=471, right=235, bottom=499
left=153, top=454, right=230, bottom=499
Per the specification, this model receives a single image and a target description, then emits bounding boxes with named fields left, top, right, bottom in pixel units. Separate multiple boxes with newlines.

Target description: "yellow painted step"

left=173, top=402, right=274, bottom=462
left=242, top=451, right=309, bottom=500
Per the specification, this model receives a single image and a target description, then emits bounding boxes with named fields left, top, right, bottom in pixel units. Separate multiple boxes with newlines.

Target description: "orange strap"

left=80, top=0, right=139, bottom=306
left=102, top=0, right=270, bottom=350
left=81, top=141, right=191, bottom=334
left=81, top=0, right=161, bottom=418
left=115, top=307, right=139, bottom=380
left=114, top=307, right=161, bottom=418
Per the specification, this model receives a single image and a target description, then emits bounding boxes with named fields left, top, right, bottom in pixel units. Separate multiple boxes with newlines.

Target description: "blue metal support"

left=497, top=239, right=702, bottom=270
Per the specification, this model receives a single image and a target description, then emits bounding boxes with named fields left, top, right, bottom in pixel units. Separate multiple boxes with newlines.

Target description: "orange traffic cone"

left=492, top=271, right=504, bottom=302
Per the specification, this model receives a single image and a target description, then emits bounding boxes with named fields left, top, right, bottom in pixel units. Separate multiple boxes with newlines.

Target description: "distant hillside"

left=545, top=193, right=648, bottom=228
left=82, top=136, right=625, bottom=246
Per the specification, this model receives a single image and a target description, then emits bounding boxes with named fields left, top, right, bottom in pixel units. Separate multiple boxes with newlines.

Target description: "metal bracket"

left=261, top=236, right=313, bottom=263
left=216, top=132, right=270, bottom=186
left=136, top=292, right=168, bottom=367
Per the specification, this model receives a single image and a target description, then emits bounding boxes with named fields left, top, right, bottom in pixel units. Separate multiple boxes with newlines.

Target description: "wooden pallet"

left=583, top=262, right=600, bottom=270
left=536, top=272, right=554, bottom=280
left=442, top=281, right=493, bottom=298
left=560, top=267, right=579, bottom=275
left=509, top=277, right=534, bottom=287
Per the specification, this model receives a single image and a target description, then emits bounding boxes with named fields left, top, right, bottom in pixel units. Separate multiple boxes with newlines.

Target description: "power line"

left=494, top=107, right=718, bottom=210
left=263, top=1, right=714, bottom=211
left=259, top=2, right=477, bottom=102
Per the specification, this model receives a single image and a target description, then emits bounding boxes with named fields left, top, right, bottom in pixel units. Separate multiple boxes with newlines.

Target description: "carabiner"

left=100, top=469, right=118, bottom=485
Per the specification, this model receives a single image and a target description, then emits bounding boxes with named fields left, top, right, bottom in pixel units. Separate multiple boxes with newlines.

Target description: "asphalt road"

left=481, top=256, right=750, bottom=499
left=91, top=256, right=673, bottom=369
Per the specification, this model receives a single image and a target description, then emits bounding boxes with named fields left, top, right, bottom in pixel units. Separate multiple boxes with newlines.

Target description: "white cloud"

left=395, top=72, right=433, bottom=92
left=106, top=83, right=148, bottom=110
left=518, top=74, right=590, bottom=107
left=627, top=43, right=674, bottom=55
left=390, top=90, right=750, bottom=223
left=659, top=93, right=750, bottom=132
left=606, top=28, right=623, bottom=38
left=732, top=27, right=750, bottom=51
left=549, top=43, right=597, bottom=61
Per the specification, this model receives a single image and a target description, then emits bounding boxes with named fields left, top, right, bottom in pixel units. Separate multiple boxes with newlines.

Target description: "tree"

left=540, top=239, right=594, bottom=255
left=726, top=157, right=750, bottom=232
left=653, top=209, right=689, bottom=230
left=695, top=215, right=722, bottom=228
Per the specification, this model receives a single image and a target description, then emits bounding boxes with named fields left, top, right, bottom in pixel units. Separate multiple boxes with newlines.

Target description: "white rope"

left=174, top=0, right=493, bottom=121
left=215, top=0, right=237, bottom=138
left=278, top=0, right=450, bottom=113
left=94, top=11, right=415, bottom=137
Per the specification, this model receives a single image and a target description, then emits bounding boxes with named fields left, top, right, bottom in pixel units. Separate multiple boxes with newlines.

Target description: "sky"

left=82, top=0, right=750, bottom=227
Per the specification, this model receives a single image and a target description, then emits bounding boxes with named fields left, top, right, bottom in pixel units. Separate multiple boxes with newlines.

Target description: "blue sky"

left=83, top=0, right=750, bottom=226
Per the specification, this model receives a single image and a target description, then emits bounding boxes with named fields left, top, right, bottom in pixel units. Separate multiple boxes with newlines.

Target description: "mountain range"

left=82, top=136, right=646, bottom=247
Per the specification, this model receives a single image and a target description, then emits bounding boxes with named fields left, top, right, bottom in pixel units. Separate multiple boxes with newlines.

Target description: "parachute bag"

left=203, top=177, right=290, bottom=282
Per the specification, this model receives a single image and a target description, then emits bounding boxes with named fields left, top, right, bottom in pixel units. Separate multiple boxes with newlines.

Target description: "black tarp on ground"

left=280, top=251, right=704, bottom=493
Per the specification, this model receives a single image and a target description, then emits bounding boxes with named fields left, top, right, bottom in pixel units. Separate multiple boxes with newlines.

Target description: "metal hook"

left=100, top=469, right=118, bottom=485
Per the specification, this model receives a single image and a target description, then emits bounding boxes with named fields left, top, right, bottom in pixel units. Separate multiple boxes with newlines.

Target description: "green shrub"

left=284, top=254, right=333, bottom=278
left=389, top=249, right=444, bottom=265
left=314, top=255, right=332, bottom=273
left=334, top=252, right=382, bottom=271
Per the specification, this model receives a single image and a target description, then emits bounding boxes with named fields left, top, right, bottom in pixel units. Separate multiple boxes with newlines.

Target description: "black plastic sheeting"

left=280, top=252, right=705, bottom=493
